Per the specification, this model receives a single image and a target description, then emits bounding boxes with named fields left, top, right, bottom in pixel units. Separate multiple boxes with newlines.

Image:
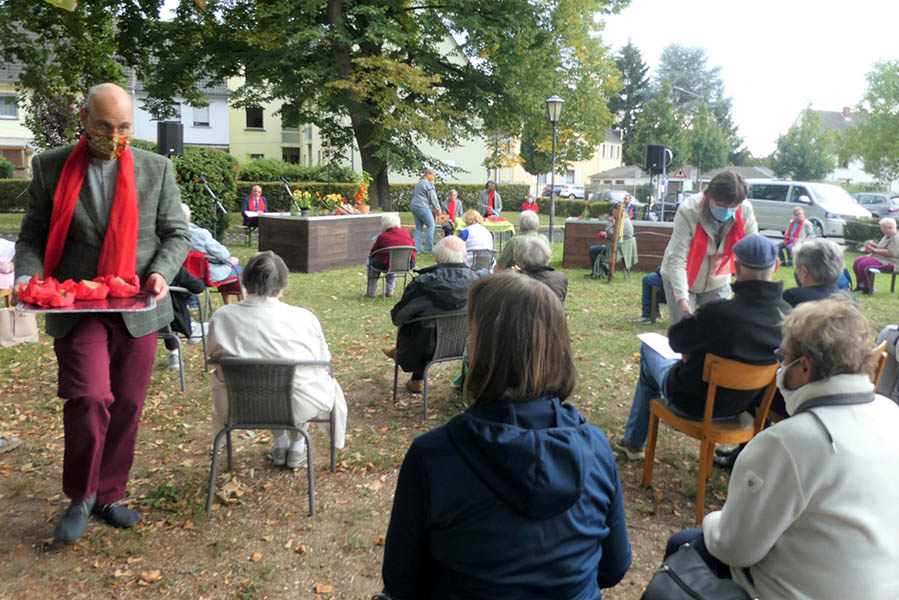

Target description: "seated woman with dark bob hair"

left=377, top=273, right=631, bottom=600
left=664, top=298, right=899, bottom=599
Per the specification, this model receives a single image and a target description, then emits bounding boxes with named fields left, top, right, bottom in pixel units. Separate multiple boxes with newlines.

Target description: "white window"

left=0, top=96, right=17, bottom=119
left=566, top=170, right=575, bottom=184
left=304, top=125, right=313, bottom=141
left=600, top=144, right=605, bottom=158
left=192, top=105, right=210, bottom=127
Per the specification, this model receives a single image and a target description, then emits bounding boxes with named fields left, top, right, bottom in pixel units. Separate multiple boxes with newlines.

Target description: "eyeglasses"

left=774, top=348, right=791, bottom=364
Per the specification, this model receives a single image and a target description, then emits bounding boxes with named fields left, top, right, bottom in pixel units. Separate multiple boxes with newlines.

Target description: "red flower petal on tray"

left=74, top=277, right=110, bottom=300
left=105, top=274, right=141, bottom=298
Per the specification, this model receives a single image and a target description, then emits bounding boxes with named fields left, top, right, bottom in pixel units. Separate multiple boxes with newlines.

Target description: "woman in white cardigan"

left=665, top=298, right=899, bottom=600
left=207, top=251, right=347, bottom=470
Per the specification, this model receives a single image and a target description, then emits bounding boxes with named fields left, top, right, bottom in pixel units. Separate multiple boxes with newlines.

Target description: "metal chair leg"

left=226, top=430, right=233, bottom=471
left=206, top=429, right=228, bottom=515
left=294, top=427, right=316, bottom=517
left=422, top=362, right=431, bottom=423
left=392, top=361, right=400, bottom=402
left=329, top=411, right=337, bottom=473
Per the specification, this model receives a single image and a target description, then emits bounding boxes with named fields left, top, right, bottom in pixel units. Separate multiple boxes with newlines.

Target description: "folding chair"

left=185, top=250, right=244, bottom=311
left=243, top=224, right=258, bottom=246
left=206, top=358, right=338, bottom=517
left=642, top=354, right=778, bottom=524
left=368, top=246, right=415, bottom=297
left=392, top=310, right=469, bottom=422
left=470, top=249, right=495, bottom=272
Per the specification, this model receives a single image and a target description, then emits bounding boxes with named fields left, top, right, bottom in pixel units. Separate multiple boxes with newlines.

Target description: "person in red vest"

left=621, top=194, right=636, bottom=220
left=659, top=171, right=759, bottom=326
left=521, top=194, right=539, bottom=214
left=439, top=189, right=464, bottom=237
left=241, top=185, right=267, bottom=227
left=777, top=206, right=815, bottom=266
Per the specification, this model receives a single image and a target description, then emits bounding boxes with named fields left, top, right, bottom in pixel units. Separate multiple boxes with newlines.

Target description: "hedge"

left=536, top=197, right=616, bottom=218
left=844, top=218, right=882, bottom=244
left=235, top=182, right=531, bottom=213
left=237, top=158, right=356, bottom=183
left=0, top=179, right=30, bottom=211
left=0, top=155, right=13, bottom=179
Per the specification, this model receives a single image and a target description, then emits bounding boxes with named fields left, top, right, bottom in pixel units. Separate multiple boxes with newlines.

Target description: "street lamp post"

left=546, top=95, right=565, bottom=243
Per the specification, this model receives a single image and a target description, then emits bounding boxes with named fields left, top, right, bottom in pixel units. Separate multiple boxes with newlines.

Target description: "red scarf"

left=249, top=195, right=266, bottom=212
left=447, top=199, right=457, bottom=218
left=487, top=189, right=495, bottom=209
left=43, top=137, right=138, bottom=279
left=686, top=206, right=745, bottom=288
left=784, top=218, right=805, bottom=244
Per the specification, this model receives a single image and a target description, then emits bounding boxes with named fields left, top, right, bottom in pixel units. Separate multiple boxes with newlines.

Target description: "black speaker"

left=157, top=121, right=183, bottom=156
left=645, top=144, right=666, bottom=171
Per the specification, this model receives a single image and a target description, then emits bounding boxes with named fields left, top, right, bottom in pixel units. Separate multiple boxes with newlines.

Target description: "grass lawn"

left=0, top=216, right=895, bottom=599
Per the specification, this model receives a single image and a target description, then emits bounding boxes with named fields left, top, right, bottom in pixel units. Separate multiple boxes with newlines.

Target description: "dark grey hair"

left=513, top=235, right=552, bottom=267
left=793, top=238, right=844, bottom=284
left=242, top=251, right=289, bottom=297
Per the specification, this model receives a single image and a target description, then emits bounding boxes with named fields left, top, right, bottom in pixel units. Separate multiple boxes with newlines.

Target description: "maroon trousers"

left=53, top=314, right=158, bottom=504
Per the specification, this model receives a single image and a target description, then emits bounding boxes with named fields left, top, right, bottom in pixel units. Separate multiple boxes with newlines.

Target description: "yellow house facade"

left=0, top=65, right=34, bottom=177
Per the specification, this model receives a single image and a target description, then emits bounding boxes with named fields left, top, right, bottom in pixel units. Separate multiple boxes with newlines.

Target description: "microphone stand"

left=199, top=175, right=228, bottom=216
left=281, top=176, right=302, bottom=213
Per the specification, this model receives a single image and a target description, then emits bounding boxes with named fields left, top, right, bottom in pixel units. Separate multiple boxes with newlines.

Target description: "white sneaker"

left=187, top=321, right=205, bottom=345
left=286, top=444, right=308, bottom=469
left=167, top=351, right=181, bottom=371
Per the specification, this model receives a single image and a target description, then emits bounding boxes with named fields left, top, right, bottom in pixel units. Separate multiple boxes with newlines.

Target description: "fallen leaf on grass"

left=374, top=537, right=384, bottom=545
left=315, top=582, right=334, bottom=594
left=249, top=552, right=263, bottom=562
left=295, top=544, right=308, bottom=554
left=140, top=569, right=163, bottom=583
left=284, top=539, right=293, bottom=550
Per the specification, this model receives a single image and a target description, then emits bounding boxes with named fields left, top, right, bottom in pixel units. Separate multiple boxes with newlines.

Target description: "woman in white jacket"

left=665, top=298, right=899, bottom=599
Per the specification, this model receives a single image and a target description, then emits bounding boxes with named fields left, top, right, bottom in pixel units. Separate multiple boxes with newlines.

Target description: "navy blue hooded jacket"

left=381, top=396, right=631, bottom=599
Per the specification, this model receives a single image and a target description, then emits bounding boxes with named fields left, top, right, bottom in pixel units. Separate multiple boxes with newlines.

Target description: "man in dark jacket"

left=383, top=236, right=478, bottom=393
left=783, top=238, right=855, bottom=307
left=616, top=234, right=791, bottom=460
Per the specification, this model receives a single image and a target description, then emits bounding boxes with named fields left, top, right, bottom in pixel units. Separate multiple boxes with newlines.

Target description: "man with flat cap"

left=15, top=82, right=190, bottom=543
left=615, top=234, right=790, bottom=460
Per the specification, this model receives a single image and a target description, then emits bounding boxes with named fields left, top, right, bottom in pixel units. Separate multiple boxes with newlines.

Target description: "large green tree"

left=625, top=80, right=687, bottom=170
left=686, top=102, right=729, bottom=178
left=147, top=0, right=626, bottom=209
left=608, top=40, right=649, bottom=158
left=848, top=60, right=899, bottom=183
left=771, top=109, right=836, bottom=181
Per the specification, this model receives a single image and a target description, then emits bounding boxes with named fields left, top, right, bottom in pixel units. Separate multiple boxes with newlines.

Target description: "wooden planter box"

left=258, top=213, right=384, bottom=273
left=562, top=218, right=674, bottom=272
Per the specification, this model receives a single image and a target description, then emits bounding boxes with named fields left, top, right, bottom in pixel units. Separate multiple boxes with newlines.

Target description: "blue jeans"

left=623, top=343, right=678, bottom=447
left=589, top=244, right=607, bottom=267
left=641, top=272, right=664, bottom=319
left=410, top=205, right=435, bottom=252
left=777, top=241, right=794, bottom=265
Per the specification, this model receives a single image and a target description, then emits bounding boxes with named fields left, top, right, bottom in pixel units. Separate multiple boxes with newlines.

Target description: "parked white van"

left=746, top=180, right=871, bottom=237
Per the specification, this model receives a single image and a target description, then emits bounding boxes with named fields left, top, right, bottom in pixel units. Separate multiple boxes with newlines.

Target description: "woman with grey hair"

left=853, top=216, right=899, bottom=293
left=477, top=180, right=503, bottom=216
left=784, top=238, right=855, bottom=307
left=513, top=236, right=568, bottom=301
left=667, top=299, right=899, bottom=599
left=366, top=212, right=415, bottom=297
left=495, top=210, right=550, bottom=271
left=207, top=251, right=347, bottom=469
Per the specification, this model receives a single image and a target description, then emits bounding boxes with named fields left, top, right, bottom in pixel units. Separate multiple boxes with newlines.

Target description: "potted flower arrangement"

left=292, top=189, right=313, bottom=216
left=354, top=171, right=372, bottom=214
left=316, top=192, right=344, bottom=215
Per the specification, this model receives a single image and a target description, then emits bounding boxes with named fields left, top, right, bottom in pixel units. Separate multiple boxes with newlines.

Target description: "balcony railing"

left=281, top=129, right=300, bottom=144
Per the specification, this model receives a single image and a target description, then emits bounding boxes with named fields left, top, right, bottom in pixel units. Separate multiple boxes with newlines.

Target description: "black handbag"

left=641, top=543, right=753, bottom=600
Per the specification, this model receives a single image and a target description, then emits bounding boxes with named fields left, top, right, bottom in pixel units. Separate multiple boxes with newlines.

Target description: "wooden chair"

left=642, top=354, right=778, bottom=524
left=368, top=246, right=415, bottom=297
left=185, top=250, right=244, bottom=308
left=206, top=358, right=337, bottom=517
left=392, top=310, right=469, bottom=422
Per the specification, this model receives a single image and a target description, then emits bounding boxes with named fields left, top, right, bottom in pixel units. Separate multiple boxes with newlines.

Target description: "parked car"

left=852, top=192, right=899, bottom=218
left=542, top=183, right=585, bottom=199
left=746, top=180, right=871, bottom=237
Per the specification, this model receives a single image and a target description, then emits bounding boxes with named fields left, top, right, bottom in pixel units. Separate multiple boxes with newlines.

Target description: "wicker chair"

left=368, top=246, right=416, bottom=297
left=206, top=358, right=338, bottom=517
left=392, top=310, right=469, bottom=422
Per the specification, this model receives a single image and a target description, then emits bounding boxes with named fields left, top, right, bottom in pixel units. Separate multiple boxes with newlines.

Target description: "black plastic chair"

left=206, top=357, right=338, bottom=517
left=470, top=249, right=495, bottom=272
left=392, top=310, right=469, bottom=422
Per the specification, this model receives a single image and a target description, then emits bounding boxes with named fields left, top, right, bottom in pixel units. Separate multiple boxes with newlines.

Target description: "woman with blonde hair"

left=458, top=209, right=493, bottom=267
left=378, top=273, right=631, bottom=599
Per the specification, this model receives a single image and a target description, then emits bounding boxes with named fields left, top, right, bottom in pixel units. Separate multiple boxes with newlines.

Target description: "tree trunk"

left=327, top=0, right=391, bottom=210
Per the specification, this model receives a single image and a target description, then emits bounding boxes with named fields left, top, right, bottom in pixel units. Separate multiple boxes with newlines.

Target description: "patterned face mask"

left=85, top=132, right=132, bottom=160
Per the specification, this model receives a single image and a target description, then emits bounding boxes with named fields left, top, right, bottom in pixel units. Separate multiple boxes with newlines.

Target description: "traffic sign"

left=671, top=167, right=689, bottom=179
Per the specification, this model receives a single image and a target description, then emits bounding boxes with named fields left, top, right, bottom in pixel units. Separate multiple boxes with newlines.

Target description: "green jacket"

left=15, top=145, right=191, bottom=338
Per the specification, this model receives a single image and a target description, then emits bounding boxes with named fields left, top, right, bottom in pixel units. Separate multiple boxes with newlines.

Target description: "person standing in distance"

left=409, top=168, right=440, bottom=253
left=14, top=82, right=190, bottom=544
left=659, top=171, right=757, bottom=326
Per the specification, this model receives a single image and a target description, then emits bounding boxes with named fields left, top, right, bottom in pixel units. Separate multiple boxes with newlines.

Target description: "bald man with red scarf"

left=14, top=83, right=190, bottom=543
left=659, top=171, right=758, bottom=326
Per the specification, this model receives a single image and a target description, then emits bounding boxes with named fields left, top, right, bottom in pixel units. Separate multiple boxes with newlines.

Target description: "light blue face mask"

left=710, top=204, right=737, bottom=222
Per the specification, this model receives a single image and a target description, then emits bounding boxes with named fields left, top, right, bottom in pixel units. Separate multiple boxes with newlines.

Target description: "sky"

left=599, top=0, right=899, bottom=157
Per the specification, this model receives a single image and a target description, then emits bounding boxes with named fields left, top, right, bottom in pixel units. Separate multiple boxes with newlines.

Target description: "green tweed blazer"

left=14, top=145, right=191, bottom=339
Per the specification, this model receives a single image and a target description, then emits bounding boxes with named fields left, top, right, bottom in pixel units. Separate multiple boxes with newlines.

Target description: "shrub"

left=536, top=198, right=616, bottom=218
left=171, top=146, right=239, bottom=238
left=844, top=218, right=882, bottom=245
left=0, top=179, right=30, bottom=211
left=0, top=155, right=14, bottom=179
left=237, top=158, right=356, bottom=183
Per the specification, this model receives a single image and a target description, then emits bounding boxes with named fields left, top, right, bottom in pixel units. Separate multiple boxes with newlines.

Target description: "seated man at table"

left=494, top=210, right=548, bottom=271
left=382, top=236, right=478, bottom=393
left=615, top=235, right=790, bottom=460
left=207, top=251, right=347, bottom=469
left=241, top=185, right=267, bottom=227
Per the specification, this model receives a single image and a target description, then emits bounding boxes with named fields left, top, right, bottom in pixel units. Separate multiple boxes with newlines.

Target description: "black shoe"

left=714, top=445, right=739, bottom=458
left=92, top=502, right=141, bottom=528
left=713, top=444, right=745, bottom=470
left=54, top=492, right=97, bottom=543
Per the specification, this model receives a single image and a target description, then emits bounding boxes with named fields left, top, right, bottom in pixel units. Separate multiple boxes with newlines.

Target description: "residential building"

left=132, top=77, right=230, bottom=152
left=0, top=63, right=34, bottom=177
